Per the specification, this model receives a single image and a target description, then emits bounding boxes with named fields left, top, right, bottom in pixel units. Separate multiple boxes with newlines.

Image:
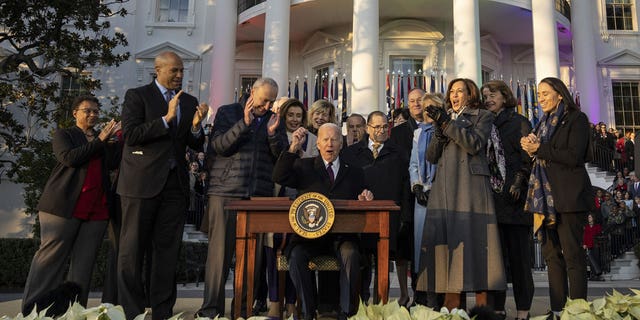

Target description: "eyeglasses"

left=368, top=125, right=389, bottom=131
left=77, top=108, right=100, bottom=115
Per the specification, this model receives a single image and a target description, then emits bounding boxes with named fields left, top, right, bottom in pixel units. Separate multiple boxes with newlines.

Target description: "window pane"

left=613, top=81, right=640, bottom=132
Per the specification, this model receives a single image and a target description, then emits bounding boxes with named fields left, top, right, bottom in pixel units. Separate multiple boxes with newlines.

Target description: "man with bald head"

left=117, top=51, right=208, bottom=319
left=197, top=77, right=288, bottom=318
left=273, top=123, right=373, bottom=320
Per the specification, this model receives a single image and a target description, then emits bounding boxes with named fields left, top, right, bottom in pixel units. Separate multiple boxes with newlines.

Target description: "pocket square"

left=132, top=151, right=143, bottom=155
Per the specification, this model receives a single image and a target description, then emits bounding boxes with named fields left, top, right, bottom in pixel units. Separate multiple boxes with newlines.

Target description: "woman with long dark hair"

left=521, top=77, right=594, bottom=319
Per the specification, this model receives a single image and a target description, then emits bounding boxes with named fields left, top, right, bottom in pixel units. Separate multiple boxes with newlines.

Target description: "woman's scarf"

left=417, top=122, right=436, bottom=186
left=524, top=101, right=567, bottom=235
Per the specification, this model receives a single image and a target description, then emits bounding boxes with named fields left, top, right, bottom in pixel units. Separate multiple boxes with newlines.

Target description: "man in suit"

left=117, top=51, right=208, bottom=320
left=342, top=111, right=411, bottom=305
left=389, top=88, right=425, bottom=158
left=196, top=77, right=287, bottom=318
left=273, top=123, right=373, bottom=320
left=345, top=113, right=366, bottom=146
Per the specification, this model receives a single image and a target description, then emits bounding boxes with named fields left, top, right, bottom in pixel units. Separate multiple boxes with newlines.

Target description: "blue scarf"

left=524, top=101, right=566, bottom=232
left=418, top=123, right=437, bottom=186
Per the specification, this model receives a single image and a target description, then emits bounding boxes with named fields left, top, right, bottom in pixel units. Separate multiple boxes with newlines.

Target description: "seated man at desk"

left=272, top=123, right=374, bottom=320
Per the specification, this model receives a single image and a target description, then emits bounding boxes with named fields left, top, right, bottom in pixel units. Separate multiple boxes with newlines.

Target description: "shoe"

left=495, top=310, right=507, bottom=320
left=194, top=309, right=218, bottom=319
left=398, top=296, right=410, bottom=308
left=253, top=299, right=267, bottom=315
left=545, top=311, right=560, bottom=320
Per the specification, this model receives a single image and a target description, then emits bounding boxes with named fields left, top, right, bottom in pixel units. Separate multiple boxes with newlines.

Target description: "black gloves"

left=412, top=184, right=430, bottom=206
left=434, top=126, right=448, bottom=141
left=425, top=105, right=451, bottom=127
left=509, top=171, right=527, bottom=201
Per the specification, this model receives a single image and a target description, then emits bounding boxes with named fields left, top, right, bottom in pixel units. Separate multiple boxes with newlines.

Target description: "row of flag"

left=514, top=80, right=540, bottom=127
left=234, top=75, right=349, bottom=123
left=286, top=76, right=348, bottom=122
left=385, top=72, right=447, bottom=111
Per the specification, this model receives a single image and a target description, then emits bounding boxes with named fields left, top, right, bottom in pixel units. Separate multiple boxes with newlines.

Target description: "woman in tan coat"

left=419, top=78, right=506, bottom=310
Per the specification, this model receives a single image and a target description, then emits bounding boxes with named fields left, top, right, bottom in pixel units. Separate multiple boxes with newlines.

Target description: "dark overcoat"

left=492, top=109, right=533, bottom=225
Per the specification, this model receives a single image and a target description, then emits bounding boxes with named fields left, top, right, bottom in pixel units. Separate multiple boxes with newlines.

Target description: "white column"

left=209, top=0, right=237, bottom=111
left=350, top=0, right=379, bottom=115
left=532, top=0, right=560, bottom=82
left=262, top=0, right=290, bottom=98
left=453, top=0, right=481, bottom=84
left=571, top=1, right=601, bottom=121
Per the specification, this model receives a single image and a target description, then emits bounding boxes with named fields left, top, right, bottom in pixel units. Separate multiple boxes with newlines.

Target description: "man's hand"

left=425, top=105, right=451, bottom=127
left=192, top=103, right=209, bottom=130
left=358, top=189, right=374, bottom=201
left=164, top=90, right=183, bottom=123
left=244, top=95, right=255, bottom=126
left=288, top=127, right=307, bottom=153
left=267, top=113, right=280, bottom=136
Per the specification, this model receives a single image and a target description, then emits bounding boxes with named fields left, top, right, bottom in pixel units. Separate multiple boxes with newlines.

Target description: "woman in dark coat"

left=22, top=95, right=120, bottom=313
left=420, top=78, right=506, bottom=310
left=481, top=80, right=534, bottom=320
left=521, top=77, right=594, bottom=319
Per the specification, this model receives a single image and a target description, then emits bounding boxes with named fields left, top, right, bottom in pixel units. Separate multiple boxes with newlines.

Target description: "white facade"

left=1, top=0, right=640, bottom=237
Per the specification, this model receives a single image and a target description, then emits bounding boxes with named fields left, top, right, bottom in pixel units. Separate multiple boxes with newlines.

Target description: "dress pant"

left=197, top=195, right=239, bottom=318
left=542, top=212, right=588, bottom=311
left=289, top=240, right=361, bottom=319
left=118, top=170, right=186, bottom=320
left=22, top=212, right=107, bottom=313
left=490, top=224, right=534, bottom=311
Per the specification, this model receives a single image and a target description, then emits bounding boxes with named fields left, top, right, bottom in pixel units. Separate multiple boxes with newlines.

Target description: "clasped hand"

left=288, top=127, right=308, bottom=153
left=520, top=133, right=540, bottom=157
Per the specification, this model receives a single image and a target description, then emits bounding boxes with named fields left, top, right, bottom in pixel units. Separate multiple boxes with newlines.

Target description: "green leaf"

left=409, top=305, right=443, bottom=320
left=564, top=299, right=591, bottom=314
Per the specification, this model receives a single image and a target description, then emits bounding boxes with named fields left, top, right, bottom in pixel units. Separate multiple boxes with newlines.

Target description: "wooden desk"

left=226, top=199, right=399, bottom=318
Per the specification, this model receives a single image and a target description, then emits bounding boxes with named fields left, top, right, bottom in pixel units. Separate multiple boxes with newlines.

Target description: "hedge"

left=0, top=238, right=208, bottom=290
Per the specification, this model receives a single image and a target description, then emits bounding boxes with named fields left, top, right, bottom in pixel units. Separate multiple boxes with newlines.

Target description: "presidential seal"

left=289, top=192, right=335, bottom=239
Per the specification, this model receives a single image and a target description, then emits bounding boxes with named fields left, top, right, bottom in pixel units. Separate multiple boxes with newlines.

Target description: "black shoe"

left=253, top=299, right=267, bottom=315
left=545, top=311, right=559, bottom=320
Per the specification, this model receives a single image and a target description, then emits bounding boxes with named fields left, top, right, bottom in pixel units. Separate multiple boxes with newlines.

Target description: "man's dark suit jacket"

left=38, top=126, right=120, bottom=218
left=341, top=139, right=411, bottom=252
left=389, top=118, right=419, bottom=159
left=117, top=82, right=204, bottom=198
left=272, top=152, right=366, bottom=254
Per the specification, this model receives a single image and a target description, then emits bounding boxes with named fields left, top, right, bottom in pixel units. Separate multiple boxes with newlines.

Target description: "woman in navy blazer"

left=521, top=77, right=594, bottom=319
left=22, top=95, right=121, bottom=314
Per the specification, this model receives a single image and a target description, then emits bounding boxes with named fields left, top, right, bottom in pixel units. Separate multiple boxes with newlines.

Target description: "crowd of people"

left=22, top=50, right=607, bottom=320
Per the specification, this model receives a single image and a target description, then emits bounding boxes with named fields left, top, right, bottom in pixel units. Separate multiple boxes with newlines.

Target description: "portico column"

left=453, top=0, right=481, bottom=84
left=262, top=0, right=290, bottom=97
left=571, top=1, right=601, bottom=121
left=532, top=0, right=560, bottom=81
left=350, top=0, right=379, bottom=115
left=210, top=0, right=237, bottom=111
